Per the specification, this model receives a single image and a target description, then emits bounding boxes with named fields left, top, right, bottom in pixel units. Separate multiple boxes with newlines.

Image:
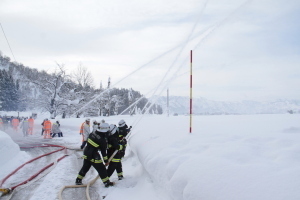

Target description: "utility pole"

left=190, top=50, right=193, bottom=133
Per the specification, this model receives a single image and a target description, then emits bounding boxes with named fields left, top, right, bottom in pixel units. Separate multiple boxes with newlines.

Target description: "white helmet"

left=101, top=119, right=105, bottom=123
left=98, top=122, right=110, bottom=132
left=109, top=124, right=117, bottom=135
left=118, top=119, right=126, bottom=127
left=86, top=118, right=90, bottom=122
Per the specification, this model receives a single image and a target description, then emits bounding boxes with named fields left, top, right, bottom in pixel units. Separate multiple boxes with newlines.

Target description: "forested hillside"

left=0, top=52, right=162, bottom=117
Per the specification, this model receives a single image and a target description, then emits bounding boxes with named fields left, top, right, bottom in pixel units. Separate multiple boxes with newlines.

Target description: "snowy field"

left=1, top=113, right=300, bottom=200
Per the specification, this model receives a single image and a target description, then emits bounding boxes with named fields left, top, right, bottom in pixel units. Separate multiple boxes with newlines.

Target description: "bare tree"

left=72, top=63, right=94, bottom=89
left=30, top=63, right=72, bottom=118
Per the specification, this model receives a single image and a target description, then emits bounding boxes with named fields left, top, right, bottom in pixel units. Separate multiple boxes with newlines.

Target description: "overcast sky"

left=0, top=0, right=299, bottom=101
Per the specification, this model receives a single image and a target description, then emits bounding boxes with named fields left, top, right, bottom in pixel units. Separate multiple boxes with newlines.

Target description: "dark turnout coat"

left=83, top=131, right=108, bottom=163
left=107, top=131, right=123, bottom=159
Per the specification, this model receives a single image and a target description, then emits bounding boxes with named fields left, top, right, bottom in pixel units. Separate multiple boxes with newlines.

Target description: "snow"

left=0, top=131, right=31, bottom=180
left=1, top=113, right=300, bottom=200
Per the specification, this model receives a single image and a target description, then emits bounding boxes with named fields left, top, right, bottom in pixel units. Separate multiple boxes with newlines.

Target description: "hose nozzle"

left=0, top=188, right=11, bottom=196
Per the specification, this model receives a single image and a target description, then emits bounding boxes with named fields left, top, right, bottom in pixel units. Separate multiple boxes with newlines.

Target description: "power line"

left=0, top=23, right=17, bottom=62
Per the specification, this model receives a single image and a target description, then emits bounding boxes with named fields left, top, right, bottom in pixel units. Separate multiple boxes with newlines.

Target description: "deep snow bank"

left=0, top=131, right=30, bottom=181
left=129, top=114, right=300, bottom=200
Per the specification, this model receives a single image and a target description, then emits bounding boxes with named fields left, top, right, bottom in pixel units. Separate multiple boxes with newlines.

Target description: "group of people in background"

left=41, top=119, right=63, bottom=139
left=0, top=115, right=63, bottom=139
left=76, top=118, right=132, bottom=188
left=0, top=115, right=35, bottom=136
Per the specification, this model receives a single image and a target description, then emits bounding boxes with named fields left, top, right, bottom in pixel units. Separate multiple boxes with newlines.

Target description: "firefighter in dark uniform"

left=114, top=120, right=132, bottom=180
left=75, top=128, right=114, bottom=187
left=106, top=124, right=125, bottom=180
left=118, top=120, right=132, bottom=156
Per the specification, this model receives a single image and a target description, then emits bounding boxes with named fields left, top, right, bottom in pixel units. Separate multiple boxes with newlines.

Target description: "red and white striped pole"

left=190, top=50, right=193, bottom=133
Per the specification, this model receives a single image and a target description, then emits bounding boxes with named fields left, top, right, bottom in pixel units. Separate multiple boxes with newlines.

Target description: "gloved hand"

left=120, top=140, right=127, bottom=145
left=79, top=133, right=82, bottom=135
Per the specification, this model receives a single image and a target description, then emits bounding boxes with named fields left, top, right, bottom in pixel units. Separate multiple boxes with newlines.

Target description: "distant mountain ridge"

left=151, top=96, right=300, bottom=115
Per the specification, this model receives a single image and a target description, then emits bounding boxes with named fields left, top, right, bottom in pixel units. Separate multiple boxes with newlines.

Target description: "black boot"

left=75, top=178, right=83, bottom=185
left=104, top=181, right=114, bottom=188
left=118, top=175, right=124, bottom=180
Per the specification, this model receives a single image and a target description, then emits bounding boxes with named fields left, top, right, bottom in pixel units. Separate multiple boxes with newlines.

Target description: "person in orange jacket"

left=43, top=118, right=52, bottom=139
left=28, top=116, right=34, bottom=135
left=11, top=117, right=20, bottom=133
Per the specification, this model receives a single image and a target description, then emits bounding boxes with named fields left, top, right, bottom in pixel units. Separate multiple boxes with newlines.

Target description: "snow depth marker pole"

left=190, top=50, right=193, bottom=133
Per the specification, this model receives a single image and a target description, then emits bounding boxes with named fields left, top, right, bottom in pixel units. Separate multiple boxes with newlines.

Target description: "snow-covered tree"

left=1, top=53, right=164, bottom=116
left=30, top=64, right=72, bottom=118
left=0, top=69, right=20, bottom=111
left=72, top=63, right=94, bottom=89
left=128, top=88, right=134, bottom=115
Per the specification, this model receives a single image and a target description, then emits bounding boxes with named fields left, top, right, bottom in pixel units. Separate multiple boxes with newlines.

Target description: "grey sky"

left=0, top=0, right=299, bottom=101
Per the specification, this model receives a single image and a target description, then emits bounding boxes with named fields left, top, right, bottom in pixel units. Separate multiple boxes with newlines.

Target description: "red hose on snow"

left=0, top=144, right=67, bottom=191
left=10, top=154, right=68, bottom=190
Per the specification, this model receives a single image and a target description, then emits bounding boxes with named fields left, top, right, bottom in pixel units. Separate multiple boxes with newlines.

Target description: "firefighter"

left=116, top=120, right=132, bottom=179
left=80, top=118, right=91, bottom=149
left=20, top=117, right=29, bottom=137
left=92, top=120, right=99, bottom=134
left=97, top=119, right=110, bottom=144
left=11, top=117, right=20, bottom=133
left=118, top=120, right=132, bottom=137
left=118, top=119, right=132, bottom=155
left=106, top=124, right=125, bottom=180
left=98, top=119, right=109, bottom=135
left=75, top=128, right=114, bottom=188
left=28, top=116, right=34, bottom=135
left=43, top=118, right=52, bottom=139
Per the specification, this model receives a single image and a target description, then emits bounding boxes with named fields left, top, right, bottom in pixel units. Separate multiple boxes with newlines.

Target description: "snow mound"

left=0, top=131, right=31, bottom=180
left=130, top=115, right=300, bottom=200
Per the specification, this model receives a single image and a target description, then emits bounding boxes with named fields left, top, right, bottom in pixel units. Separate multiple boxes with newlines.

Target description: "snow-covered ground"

left=1, top=113, right=300, bottom=200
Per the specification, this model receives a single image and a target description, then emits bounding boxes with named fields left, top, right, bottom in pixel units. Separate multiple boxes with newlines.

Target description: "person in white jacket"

left=52, top=120, right=63, bottom=137
left=20, top=117, right=29, bottom=137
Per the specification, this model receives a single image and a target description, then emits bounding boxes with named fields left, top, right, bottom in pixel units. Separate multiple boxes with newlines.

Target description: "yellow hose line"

left=58, top=175, right=99, bottom=200
left=86, top=175, right=100, bottom=200
left=59, top=148, right=118, bottom=199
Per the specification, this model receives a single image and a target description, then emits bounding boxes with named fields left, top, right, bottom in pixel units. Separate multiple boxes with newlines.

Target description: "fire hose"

left=58, top=130, right=132, bottom=200
left=58, top=175, right=100, bottom=200
left=58, top=151, right=117, bottom=200
left=0, top=144, right=68, bottom=197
